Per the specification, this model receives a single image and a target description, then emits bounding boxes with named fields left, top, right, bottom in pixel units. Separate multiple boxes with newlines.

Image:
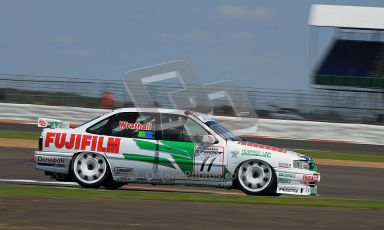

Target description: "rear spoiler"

left=38, top=118, right=69, bottom=129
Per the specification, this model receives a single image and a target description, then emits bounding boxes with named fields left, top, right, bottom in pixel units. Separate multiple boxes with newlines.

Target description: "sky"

left=1, top=0, right=383, bottom=90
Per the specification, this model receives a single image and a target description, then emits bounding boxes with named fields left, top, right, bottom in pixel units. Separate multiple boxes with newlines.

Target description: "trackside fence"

left=0, top=74, right=383, bottom=124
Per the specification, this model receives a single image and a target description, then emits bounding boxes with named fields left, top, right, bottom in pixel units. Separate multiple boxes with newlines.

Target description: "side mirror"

left=202, top=135, right=217, bottom=144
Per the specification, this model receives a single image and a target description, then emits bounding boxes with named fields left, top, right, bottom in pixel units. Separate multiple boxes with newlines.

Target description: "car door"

left=157, top=113, right=226, bottom=180
left=87, top=112, right=161, bottom=180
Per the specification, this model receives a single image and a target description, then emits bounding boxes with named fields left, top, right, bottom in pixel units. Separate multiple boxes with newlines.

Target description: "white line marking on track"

left=0, top=178, right=244, bottom=195
left=0, top=179, right=78, bottom=186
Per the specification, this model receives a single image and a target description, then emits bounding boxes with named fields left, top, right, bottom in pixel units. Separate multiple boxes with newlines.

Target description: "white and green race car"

left=35, top=108, right=320, bottom=196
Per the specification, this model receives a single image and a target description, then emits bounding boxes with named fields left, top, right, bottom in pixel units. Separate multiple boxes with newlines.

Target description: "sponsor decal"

left=195, top=146, right=224, bottom=155
left=278, top=172, right=296, bottom=178
left=113, top=167, right=134, bottom=175
left=44, top=132, right=121, bottom=154
left=194, top=146, right=224, bottom=176
left=38, top=119, right=47, bottom=127
left=303, top=174, right=320, bottom=184
left=278, top=178, right=291, bottom=184
left=278, top=162, right=291, bottom=168
left=38, top=118, right=63, bottom=129
left=278, top=187, right=299, bottom=193
left=119, top=121, right=152, bottom=130
left=237, top=141, right=286, bottom=153
left=208, top=135, right=215, bottom=142
left=241, top=149, right=271, bottom=158
left=230, top=150, right=240, bottom=158
left=198, top=156, right=218, bottom=173
left=138, top=131, right=153, bottom=138
left=37, top=156, right=65, bottom=168
left=116, top=176, right=135, bottom=181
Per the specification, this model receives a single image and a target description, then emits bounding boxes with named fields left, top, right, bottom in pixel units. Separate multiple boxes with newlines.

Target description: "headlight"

left=293, top=160, right=310, bottom=170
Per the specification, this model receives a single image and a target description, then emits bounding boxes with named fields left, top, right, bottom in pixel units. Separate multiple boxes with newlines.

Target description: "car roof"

left=113, top=107, right=204, bottom=116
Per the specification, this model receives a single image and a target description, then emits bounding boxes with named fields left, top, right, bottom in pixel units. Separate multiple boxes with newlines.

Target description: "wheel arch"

left=233, top=159, right=274, bottom=177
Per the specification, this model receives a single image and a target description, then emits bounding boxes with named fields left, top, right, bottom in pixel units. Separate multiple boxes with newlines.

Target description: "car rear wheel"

left=72, top=152, right=111, bottom=188
left=237, top=160, right=277, bottom=195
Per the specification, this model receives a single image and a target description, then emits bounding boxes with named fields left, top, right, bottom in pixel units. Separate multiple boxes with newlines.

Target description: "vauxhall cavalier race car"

left=35, top=108, right=320, bottom=196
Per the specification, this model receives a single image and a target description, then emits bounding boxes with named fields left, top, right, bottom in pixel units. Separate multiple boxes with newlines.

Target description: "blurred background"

left=0, top=0, right=383, bottom=125
left=1, top=2, right=384, bottom=229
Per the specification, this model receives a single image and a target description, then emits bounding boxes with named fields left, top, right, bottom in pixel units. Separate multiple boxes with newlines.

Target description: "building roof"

left=309, top=4, right=384, bottom=30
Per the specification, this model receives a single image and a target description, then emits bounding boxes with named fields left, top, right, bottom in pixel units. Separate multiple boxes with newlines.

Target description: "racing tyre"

left=236, top=160, right=277, bottom=196
left=103, top=181, right=125, bottom=190
left=72, top=152, right=111, bottom=188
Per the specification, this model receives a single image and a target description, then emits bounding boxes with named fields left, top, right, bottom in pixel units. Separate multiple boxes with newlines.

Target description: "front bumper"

left=34, top=151, right=73, bottom=174
left=277, top=184, right=318, bottom=196
left=276, top=170, right=320, bottom=196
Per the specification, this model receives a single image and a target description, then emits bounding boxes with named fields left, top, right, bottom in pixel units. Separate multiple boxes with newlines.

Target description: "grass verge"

left=295, top=149, right=384, bottom=163
left=0, top=130, right=40, bottom=140
left=0, top=185, right=383, bottom=210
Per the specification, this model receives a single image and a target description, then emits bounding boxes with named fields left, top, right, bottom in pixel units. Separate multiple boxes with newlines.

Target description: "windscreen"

left=204, top=120, right=241, bottom=141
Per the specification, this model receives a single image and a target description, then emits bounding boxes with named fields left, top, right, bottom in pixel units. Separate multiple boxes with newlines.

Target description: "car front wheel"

left=103, top=181, right=125, bottom=190
left=236, top=160, right=277, bottom=195
left=72, top=152, right=111, bottom=188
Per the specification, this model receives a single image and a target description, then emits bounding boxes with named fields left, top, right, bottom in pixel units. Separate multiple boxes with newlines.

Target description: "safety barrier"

left=1, top=103, right=383, bottom=145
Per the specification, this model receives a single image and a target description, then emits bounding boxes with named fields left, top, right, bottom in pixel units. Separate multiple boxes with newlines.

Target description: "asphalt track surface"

left=1, top=143, right=384, bottom=229
left=1, top=197, right=383, bottom=230
left=1, top=147, right=383, bottom=200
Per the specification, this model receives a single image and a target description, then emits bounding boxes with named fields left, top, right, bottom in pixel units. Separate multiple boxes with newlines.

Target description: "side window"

left=109, top=112, right=158, bottom=139
left=86, top=114, right=116, bottom=135
left=160, top=114, right=209, bottom=142
left=87, top=112, right=158, bottom=139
